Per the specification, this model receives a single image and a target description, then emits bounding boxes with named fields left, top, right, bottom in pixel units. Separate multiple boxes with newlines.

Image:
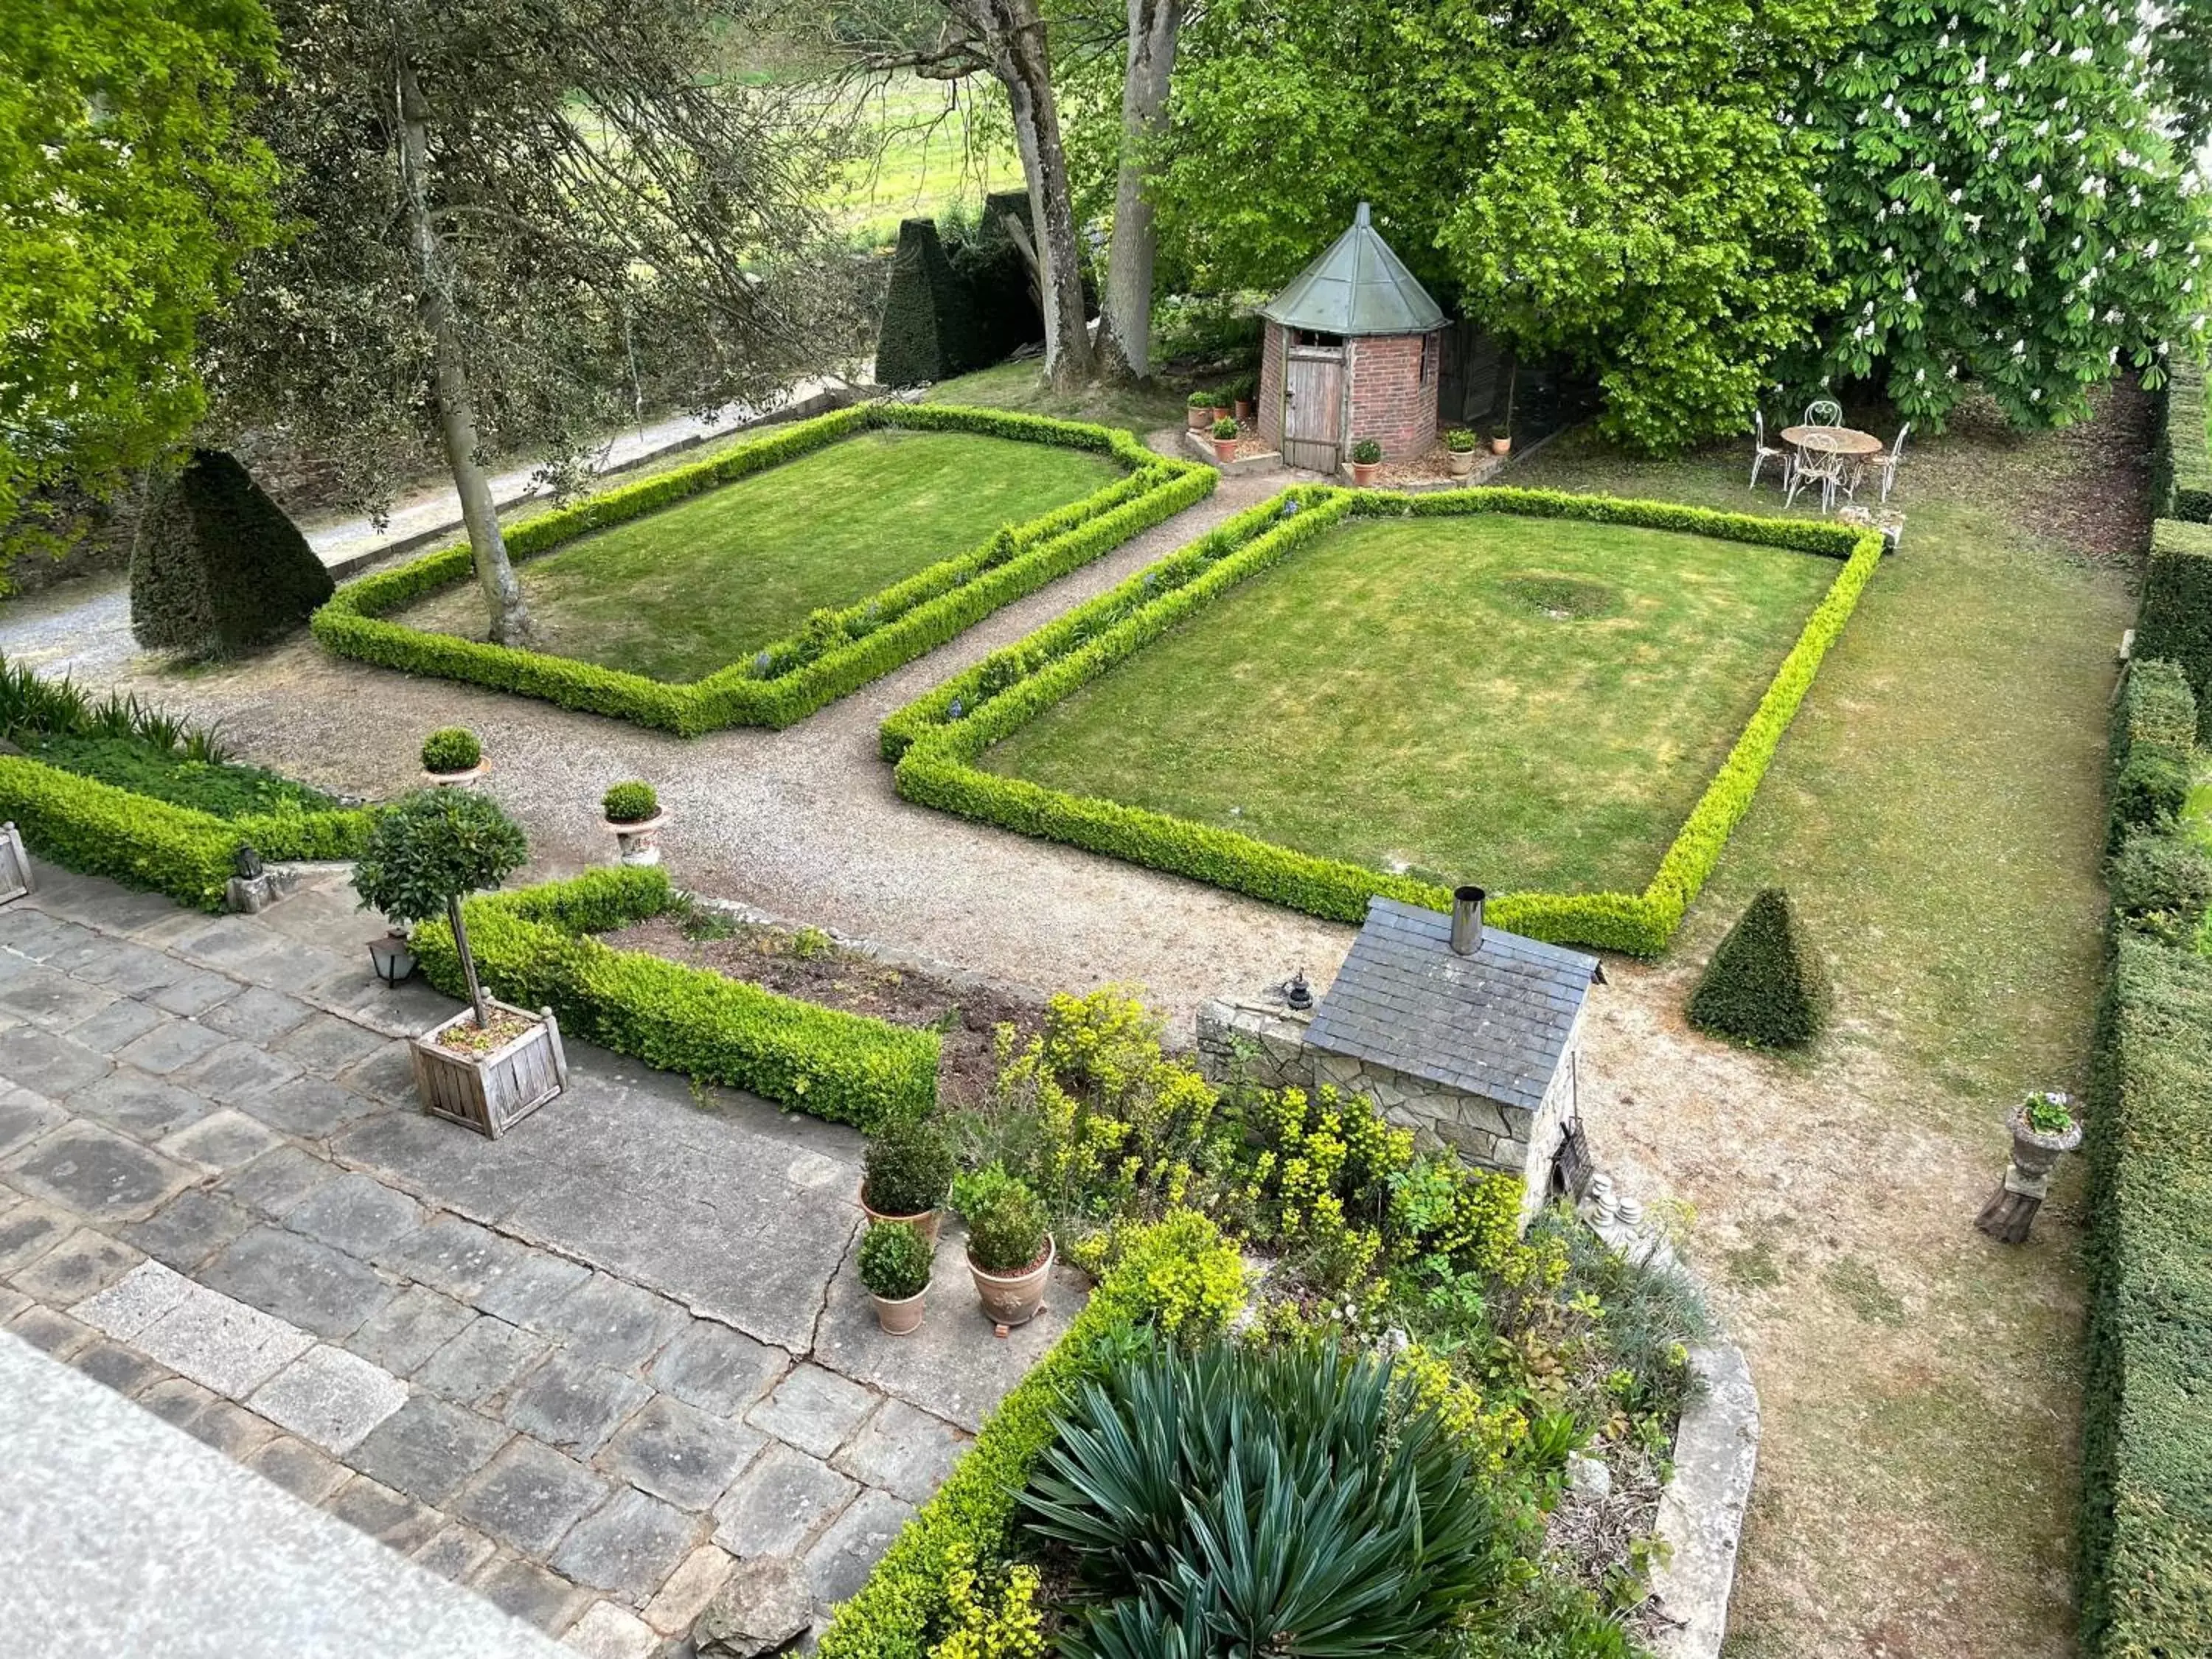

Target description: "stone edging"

left=1583, top=1192, right=1761, bottom=1659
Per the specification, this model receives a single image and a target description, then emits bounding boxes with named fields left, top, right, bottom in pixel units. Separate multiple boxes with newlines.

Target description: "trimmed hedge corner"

left=310, top=404, right=1213, bottom=736
left=0, top=754, right=371, bottom=911
left=2137, top=518, right=2212, bottom=734
left=884, top=485, right=1882, bottom=956
left=816, top=1211, right=1247, bottom=1659
left=1686, top=888, right=1830, bottom=1048
left=2079, top=933, right=2212, bottom=1659
left=2152, top=354, right=2210, bottom=524
left=408, top=868, right=939, bottom=1129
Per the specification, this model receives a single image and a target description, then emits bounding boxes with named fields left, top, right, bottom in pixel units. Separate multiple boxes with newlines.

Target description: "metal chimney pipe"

left=1450, top=886, right=1486, bottom=956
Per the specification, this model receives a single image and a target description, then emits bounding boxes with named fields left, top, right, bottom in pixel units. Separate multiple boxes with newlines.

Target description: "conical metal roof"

left=1260, top=204, right=1447, bottom=337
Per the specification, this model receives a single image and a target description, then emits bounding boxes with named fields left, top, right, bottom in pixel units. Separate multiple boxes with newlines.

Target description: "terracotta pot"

left=1234, top=398, right=1253, bottom=422
left=1349, top=462, right=1380, bottom=486
left=1212, top=437, right=1239, bottom=464
left=1445, top=450, right=1475, bottom=477
left=423, top=760, right=488, bottom=788
left=604, top=809, right=667, bottom=868
left=1490, top=436, right=1512, bottom=456
left=1186, top=408, right=1209, bottom=431
left=860, top=1182, right=943, bottom=1249
left=968, top=1234, right=1054, bottom=1332
left=1211, top=405, right=1233, bottom=424
left=872, top=1287, right=927, bottom=1336
left=2008, top=1099, right=2081, bottom=1180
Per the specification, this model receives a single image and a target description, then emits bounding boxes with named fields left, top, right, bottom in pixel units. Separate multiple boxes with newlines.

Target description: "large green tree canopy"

left=1806, top=0, right=2208, bottom=429
left=0, top=0, right=276, bottom=567
left=1137, top=0, right=1866, bottom=451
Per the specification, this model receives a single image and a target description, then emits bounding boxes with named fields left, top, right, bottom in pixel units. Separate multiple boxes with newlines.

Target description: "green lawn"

left=823, top=77, right=1020, bottom=244
left=925, top=361, right=1197, bottom=438
left=978, top=514, right=1841, bottom=894
left=394, top=428, right=1120, bottom=683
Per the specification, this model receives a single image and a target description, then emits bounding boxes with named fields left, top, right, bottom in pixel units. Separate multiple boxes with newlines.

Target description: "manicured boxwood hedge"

left=311, top=404, right=1213, bottom=735
left=2137, top=518, right=2212, bottom=736
left=816, top=1212, right=1246, bottom=1659
left=2152, top=354, right=2210, bottom=524
left=885, top=485, right=1883, bottom=956
left=0, top=754, right=372, bottom=911
left=407, top=867, right=939, bottom=1129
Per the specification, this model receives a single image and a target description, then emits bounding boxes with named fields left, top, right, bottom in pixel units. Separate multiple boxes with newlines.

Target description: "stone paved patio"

left=0, top=859, right=1083, bottom=1656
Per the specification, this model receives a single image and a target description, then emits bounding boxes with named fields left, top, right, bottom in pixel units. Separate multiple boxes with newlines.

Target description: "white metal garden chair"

left=1874, top=422, right=1910, bottom=504
left=1802, top=397, right=1844, bottom=428
left=1785, top=443, right=1845, bottom=512
left=1750, top=410, right=1792, bottom=490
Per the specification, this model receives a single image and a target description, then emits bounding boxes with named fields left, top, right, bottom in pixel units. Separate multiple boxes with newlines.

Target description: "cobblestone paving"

left=0, top=863, right=1082, bottom=1657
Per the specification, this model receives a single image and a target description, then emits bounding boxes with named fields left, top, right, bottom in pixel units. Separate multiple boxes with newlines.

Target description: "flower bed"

left=311, top=404, right=1214, bottom=734
left=884, top=485, right=1884, bottom=956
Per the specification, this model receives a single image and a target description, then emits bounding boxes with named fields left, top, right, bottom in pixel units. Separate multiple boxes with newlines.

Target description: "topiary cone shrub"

left=1687, top=888, right=1831, bottom=1048
left=131, top=451, right=334, bottom=656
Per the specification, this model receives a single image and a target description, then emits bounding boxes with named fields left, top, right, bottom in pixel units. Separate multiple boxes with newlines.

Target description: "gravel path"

left=25, top=456, right=1351, bottom=1027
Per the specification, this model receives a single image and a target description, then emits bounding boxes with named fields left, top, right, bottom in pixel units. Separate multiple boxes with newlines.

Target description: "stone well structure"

left=1197, top=891, right=1599, bottom=1217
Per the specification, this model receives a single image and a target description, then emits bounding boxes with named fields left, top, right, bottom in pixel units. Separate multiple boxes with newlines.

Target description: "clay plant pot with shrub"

left=1185, top=390, right=1214, bottom=432
left=954, top=1165, right=1052, bottom=1334
left=1444, top=428, right=1478, bottom=478
left=601, top=781, right=666, bottom=867
left=860, top=1118, right=955, bottom=1248
left=2008, top=1091, right=2082, bottom=1179
left=1348, top=439, right=1383, bottom=487
left=353, top=788, right=566, bottom=1139
left=858, top=1219, right=933, bottom=1335
left=1233, top=376, right=1256, bottom=422
left=1210, top=417, right=1240, bottom=465
left=421, top=726, right=486, bottom=787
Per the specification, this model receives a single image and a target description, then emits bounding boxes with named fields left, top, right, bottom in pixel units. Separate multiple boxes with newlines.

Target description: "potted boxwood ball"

left=421, top=726, right=486, bottom=787
left=858, top=1220, right=933, bottom=1335
left=861, top=1118, right=955, bottom=1248
left=1349, top=438, right=1383, bottom=487
left=1186, top=389, right=1214, bottom=431
left=352, top=788, right=565, bottom=1138
left=1210, top=416, right=1240, bottom=465
left=2009, top=1089, right=2082, bottom=1179
left=1444, top=427, right=1478, bottom=478
left=601, top=781, right=666, bottom=867
left=954, top=1164, right=1052, bottom=1333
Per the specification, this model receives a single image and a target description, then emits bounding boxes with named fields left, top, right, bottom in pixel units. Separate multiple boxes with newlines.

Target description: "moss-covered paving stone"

left=392, top=428, right=1121, bottom=683
left=979, top=513, right=1840, bottom=894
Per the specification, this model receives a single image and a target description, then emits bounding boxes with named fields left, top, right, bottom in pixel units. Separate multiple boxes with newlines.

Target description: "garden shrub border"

left=885, top=485, right=1884, bottom=956
left=2137, top=517, right=2212, bottom=735
left=311, top=404, right=1214, bottom=734
left=2152, top=354, right=2210, bottom=523
left=407, top=866, right=939, bottom=1129
left=816, top=1212, right=1247, bottom=1659
left=0, top=753, right=372, bottom=911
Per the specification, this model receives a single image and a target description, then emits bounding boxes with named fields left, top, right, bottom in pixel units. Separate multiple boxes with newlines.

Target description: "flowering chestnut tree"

left=1809, top=0, right=2209, bottom=430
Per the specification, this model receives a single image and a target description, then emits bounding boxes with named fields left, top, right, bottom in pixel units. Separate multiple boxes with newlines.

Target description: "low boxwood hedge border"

left=815, top=1211, right=1246, bottom=1659
left=885, top=485, right=1884, bottom=956
left=2152, top=354, right=2210, bottom=524
left=0, top=753, right=372, bottom=911
left=2138, top=518, right=2212, bottom=736
left=407, top=866, right=938, bottom=1130
left=311, top=404, right=1214, bottom=735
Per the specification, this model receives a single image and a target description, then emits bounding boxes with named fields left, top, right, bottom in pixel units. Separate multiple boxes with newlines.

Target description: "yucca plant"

left=1024, top=1338, right=1508, bottom=1657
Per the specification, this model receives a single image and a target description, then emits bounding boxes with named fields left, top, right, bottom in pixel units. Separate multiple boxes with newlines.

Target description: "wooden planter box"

left=411, top=998, right=568, bottom=1138
left=0, top=822, right=30, bottom=907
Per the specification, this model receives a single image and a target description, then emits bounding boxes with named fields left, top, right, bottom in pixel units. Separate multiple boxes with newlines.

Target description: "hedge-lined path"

left=0, top=859, right=1083, bottom=1651
left=82, top=455, right=1349, bottom=1029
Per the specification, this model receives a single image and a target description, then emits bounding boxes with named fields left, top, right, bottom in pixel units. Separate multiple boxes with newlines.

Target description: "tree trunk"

left=447, top=893, right=490, bottom=1028
left=963, top=0, right=1092, bottom=389
left=1097, top=0, right=1181, bottom=385
left=393, top=47, right=533, bottom=645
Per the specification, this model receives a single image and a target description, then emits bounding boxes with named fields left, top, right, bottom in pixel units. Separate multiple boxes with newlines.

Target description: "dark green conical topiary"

left=131, top=450, right=334, bottom=655
left=1687, top=888, right=1831, bottom=1048
left=874, top=218, right=979, bottom=388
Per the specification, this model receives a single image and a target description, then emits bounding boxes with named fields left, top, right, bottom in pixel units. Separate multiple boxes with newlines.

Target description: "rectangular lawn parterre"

left=391, top=428, right=1121, bottom=684
left=978, top=513, right=1840, bottom=894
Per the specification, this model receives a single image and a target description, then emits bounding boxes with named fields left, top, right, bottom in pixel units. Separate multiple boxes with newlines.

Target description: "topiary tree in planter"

left=1687, top=888, right=1830, bottom=1049
left=130, top=451, right=334, bottom=656
left=352, top=787, right=528, bottom=1029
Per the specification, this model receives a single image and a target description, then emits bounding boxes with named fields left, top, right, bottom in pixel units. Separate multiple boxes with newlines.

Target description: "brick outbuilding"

left=1256, top=204, right=1447, bottom=473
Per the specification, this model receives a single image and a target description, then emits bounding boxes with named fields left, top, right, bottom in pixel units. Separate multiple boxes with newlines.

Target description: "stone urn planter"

left=2008, top=1093, right=2082, bottom=1178
left=1186, top=399, right=1211, bottom=432
left=421, top=727, right=486, bottom=787
left=1446, top=448, right=1475, bottom=479
left=605, top=809, right=667, bottom=867
left=0, top=821, right=31, bottom=907
left=860, top=1183, right=943, bottom=1249
left=412, top=999, right=568, bottom=1139
left=424, top=759, right=487, bottom=788
left=1490, top=435, right=1513, bottom=456
left=968, top=1236, right=1054, bottom=1333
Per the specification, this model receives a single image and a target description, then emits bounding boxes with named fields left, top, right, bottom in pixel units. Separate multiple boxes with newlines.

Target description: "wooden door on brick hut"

left=1282, top=338, right=1345, bottom=472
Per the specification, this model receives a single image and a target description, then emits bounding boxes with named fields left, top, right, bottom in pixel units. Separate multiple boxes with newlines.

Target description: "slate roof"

left=1260, top=203, right=1448, bottom=338
left=1305, top=898, right=1599, bottom=1111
